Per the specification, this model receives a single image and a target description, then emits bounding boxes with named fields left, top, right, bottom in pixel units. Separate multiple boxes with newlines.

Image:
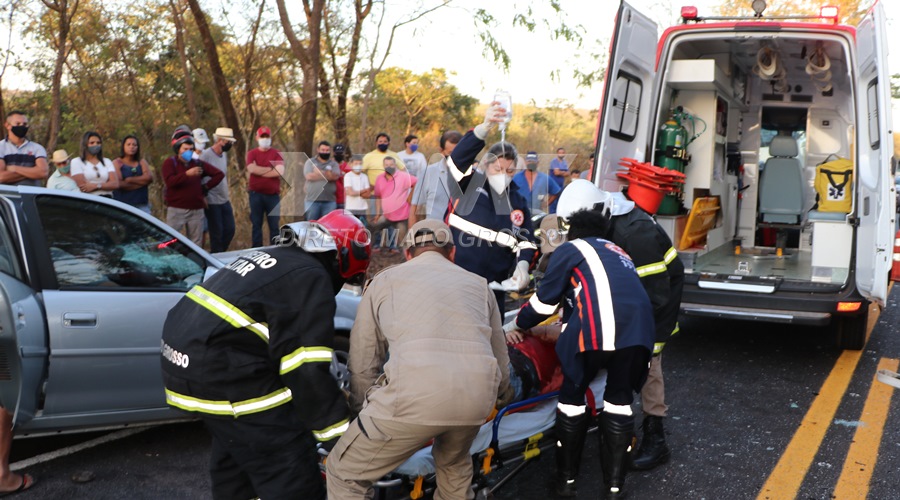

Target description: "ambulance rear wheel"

left=833, top=310, right=867, bottom=351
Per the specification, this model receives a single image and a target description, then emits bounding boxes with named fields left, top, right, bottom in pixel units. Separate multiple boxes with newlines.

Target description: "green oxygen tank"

left=656, top=113, right=687, bottom=172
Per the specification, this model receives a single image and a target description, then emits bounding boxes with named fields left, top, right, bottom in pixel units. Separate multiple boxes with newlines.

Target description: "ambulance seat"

left=759, top=136, right=804, bottom=224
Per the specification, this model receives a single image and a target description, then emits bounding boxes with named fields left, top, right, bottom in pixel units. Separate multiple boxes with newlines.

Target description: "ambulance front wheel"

left=833, top=309, right=868, bottom=351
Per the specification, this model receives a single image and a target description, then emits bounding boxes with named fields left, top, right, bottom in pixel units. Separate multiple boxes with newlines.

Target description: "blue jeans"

left=305, top=200, right=337, bottom=221
left=206, top=201, right=236, bottom=253
left=249, top=191, right=281, bottom=247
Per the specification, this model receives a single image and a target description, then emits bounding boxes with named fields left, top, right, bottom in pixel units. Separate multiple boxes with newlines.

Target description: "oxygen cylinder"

left=656, top=115, right=687, bottom=172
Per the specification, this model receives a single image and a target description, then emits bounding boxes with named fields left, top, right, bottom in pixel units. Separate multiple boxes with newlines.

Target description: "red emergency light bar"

left=680, top=4, right=841, bottom=25
left=681, top=6, right=698, bottom=21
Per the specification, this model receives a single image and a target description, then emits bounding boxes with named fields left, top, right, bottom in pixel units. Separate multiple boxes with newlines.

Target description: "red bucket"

left=623, top=176, right=667, bottom=215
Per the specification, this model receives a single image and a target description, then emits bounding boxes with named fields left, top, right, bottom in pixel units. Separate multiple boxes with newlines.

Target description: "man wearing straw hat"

left=200, top=127, right=238, bottom=252
left=46, top=149, right=78, bottom=192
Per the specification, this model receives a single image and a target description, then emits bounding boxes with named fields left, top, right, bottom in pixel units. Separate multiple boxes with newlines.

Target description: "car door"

left=0, top=207, right=46, bottom=429
left=854, top=1, right=892, bottom=305
left=592, top=0, right=657, bottom=191
left=31, top=194, right=212, bottom=417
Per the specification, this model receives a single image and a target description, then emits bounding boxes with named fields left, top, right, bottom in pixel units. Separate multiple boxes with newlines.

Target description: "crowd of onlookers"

left=0, top=109, right=589, bottom=254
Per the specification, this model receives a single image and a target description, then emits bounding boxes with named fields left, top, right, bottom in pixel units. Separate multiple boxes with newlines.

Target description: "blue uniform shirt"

left=511, top=170, right=562, bottom=214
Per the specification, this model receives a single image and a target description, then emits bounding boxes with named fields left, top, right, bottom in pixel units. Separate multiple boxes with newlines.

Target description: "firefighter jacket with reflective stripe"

left=161, top=246, right=349, bottom=442
left=444, top=130, right=537, bottom=283
left=515, top=237, right=655, bottom=383
left=608, top=207, right=684, bottom=344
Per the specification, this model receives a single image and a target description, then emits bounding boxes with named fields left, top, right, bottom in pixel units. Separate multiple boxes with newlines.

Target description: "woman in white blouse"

left=70, top=131, right=120, bottom=197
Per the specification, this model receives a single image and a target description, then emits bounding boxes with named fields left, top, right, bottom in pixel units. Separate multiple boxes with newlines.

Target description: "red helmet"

left=314, top=210, right=371, bottom=285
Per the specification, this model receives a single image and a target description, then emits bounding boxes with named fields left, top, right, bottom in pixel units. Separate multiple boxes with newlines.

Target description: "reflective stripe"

left=671, top=322, right=680, bottom=336
left=165, top=387, right=292, bottom=417
left=557, top=403, right=586, bottom=416
left=653, top=342, right=666, bottom=355
left=280, top=346, right=333, bottom=375
left=603, top=401, right=633, bottom=416
left=528, top=293, right=559, bottom=315
left=446, top=156, right=472, bottom=182
left=447, top=213, right=537, bottom=252
left=664, top=246, right=678, bottom=264
left=187, top=286, right=270, bottom=342
left=635, top=261, right=667, bottom=277
left=313, top=418, right=350, bottom=441
left=571, top=240, right=616, bottom=351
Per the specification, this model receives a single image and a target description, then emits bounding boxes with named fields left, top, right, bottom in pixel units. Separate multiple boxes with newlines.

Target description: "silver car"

left=0, top=186, right=359, bottom=436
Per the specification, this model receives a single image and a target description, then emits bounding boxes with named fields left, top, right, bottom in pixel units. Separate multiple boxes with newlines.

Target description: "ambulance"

left=592, top=1, right=894, bottom=349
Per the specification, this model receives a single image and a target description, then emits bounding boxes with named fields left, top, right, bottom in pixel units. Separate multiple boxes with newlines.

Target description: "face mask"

left=258, top=138, right=272, bottom=149
left=181, top=150, right=193, bottom=162
left=352, top=165, right=362, bottom=173
left=10, top=125, right=28, bottom=139
left=87, top=145, right=102, bottom=156
left=334, top=153, right=344, bottom=162
left=377, top=143, right=389, bottom=152
left=487, top=172, right=510, bottom=195
left=385, top=166, right=396, bottom=175
left=222, top=142, right=233, bottom=152
left=58, top=164, right=70, bottom=174
left=319, top=152, right=331, bottom=161
left=192, top=151, right=201, bottom=161
left=409, top=144, right=418, bottom=153
left=526, top=162, right=538, bottom=171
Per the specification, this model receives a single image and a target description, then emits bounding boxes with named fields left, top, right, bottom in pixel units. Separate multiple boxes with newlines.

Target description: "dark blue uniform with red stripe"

left=515, top=237, right=654, bottom=383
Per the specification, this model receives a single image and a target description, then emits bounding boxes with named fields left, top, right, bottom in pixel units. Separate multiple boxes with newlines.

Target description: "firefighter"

left=558, top=179, right=684, bottom=471
left=161, top=210, right=370, bottom=500
left=444, top=104, right=537, bottom=312
left=505, top=201, right=654, bottom=499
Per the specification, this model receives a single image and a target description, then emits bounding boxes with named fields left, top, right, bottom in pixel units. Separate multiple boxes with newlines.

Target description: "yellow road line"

left=832, top=357, right=899, bottom=499
left=757, top=349, right=864, bottom=500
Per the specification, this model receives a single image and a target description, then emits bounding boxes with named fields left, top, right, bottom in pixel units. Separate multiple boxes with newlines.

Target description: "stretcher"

left=333, top=372, right=607, bottom=500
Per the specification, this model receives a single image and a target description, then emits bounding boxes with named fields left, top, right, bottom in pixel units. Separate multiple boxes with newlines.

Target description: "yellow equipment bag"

left=814, top=156, right=853, bottom=213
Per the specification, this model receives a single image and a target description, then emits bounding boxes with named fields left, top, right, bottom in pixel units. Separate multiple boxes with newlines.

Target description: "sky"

left=379, top=0, right=900, bottom=118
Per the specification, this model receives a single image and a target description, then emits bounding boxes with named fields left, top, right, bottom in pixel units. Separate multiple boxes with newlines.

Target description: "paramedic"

left=506, top=202, right=654, bottom=499
left=445, top=104, right=537, bottom=312
left=559, top=180, right=684, bottom=471
left=161, top=211, right=370, bottom=500
left=326, top=219, right=512, bottom=500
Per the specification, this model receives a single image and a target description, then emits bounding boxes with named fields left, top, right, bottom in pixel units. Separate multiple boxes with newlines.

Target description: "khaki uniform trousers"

left=640, top=354, right=668, bottom=417
left=326, top=414, right=479, bottom=500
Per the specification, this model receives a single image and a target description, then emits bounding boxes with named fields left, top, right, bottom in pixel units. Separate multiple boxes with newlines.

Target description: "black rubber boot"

left=599, top=412, right=635, bottom=500
left=631, top=415, right=670, bottom=471
left=553, top=410, right=589, bottom=497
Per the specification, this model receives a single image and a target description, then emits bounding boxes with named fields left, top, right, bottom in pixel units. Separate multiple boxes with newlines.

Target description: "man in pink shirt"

left=373, top=157, right=416, bottom=253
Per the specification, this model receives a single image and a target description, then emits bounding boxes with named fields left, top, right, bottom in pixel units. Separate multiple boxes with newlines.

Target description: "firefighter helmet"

left=279, top=211, right=370, bottom=285
left=556, top=179, right=613, bottom=220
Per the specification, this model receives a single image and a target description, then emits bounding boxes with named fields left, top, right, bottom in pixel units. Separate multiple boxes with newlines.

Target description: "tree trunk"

left=170, top=1, right=199, bottom=126
left=275, top=0, right=324, bottom=156
left=43, top=0, right=76, bottom=153
left=185, top=0, right=245, bottom=168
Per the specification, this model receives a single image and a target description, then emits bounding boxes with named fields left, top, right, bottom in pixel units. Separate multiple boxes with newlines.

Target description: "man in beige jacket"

left=326, top=219, right=512, bottom=500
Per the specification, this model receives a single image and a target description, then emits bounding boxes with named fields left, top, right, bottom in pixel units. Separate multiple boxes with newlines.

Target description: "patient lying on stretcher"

left=505, top=323, right=564, bottom=402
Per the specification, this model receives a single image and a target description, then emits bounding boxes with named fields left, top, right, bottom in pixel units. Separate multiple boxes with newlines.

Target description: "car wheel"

left=330, top=332, right=351, bottom=392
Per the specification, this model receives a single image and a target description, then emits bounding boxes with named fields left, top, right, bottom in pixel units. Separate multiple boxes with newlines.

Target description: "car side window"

left=36, top=196, right=206, bottom=290
left=0, top=213, right=22, bottom=280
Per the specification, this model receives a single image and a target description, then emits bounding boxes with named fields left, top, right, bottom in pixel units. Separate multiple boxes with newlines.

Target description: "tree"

left=185, top=0, right=245, bottom=168
left=40, top=0, right=79, bottom=152
left=275, top=0, right=325, bottom=155
left=169, top=0, right=199, bottom=126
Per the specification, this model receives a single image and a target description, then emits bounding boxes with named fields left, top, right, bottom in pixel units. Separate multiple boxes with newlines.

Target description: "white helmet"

left=556, top=179, right=613, bottom=219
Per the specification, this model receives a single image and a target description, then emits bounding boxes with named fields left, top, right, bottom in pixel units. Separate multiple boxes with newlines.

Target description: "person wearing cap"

left=326, top=219, right=511, bottom=500
left=246, top=126, right=284, bottom=247
left=45, top=150, right=77, bottom=192
left=162, top=211, right=370, bottom=500
left=113, top=135, right=154, bottom=214
left=409, top=130, right=461, bottom=226
left=557, top=179, right=684, bottom=474
left=512, top=151, right=562, bottom=214
left=304, top=140, right=340, bottom=220
left=200, top=127, right=238, bottom=252
left=505, top=202, right=654, bottom=499
left=162, top=129, right=224, bottom=246
left=193, top=128, right=210, bottom=152
left=397, top=134, right=427, bottom=179
left=443, top=104, right=537, bottom=314
left=0, top=110, right=49, bottom=186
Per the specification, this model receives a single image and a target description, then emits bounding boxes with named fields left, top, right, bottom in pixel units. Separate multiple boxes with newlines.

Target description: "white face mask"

left=191, top=151, right=201, bottom=161
left=352, top=165, right=362, bottom=173
left=258, top=138, right=272, bottom=149
left=487, top=172, right=510, bottom=195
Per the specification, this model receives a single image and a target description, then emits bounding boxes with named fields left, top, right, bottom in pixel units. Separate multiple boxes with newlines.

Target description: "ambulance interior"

left=648, top=33, right=856, bottom=286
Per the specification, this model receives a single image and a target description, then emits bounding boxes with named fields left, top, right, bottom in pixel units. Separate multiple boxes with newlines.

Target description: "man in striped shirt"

left=0, top=111, right=49, bottom=186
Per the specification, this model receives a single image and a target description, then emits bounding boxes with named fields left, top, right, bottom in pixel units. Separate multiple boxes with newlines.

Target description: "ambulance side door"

left=854, top=1, right=893, bottom=305
left=592, top=0, right=658, bottom=191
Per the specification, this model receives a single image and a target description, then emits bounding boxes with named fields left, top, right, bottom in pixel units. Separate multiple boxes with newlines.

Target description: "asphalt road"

left=9, top=287, right=900, bottom=499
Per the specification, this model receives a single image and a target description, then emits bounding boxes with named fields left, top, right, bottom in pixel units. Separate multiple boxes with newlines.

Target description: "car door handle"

left=63, top=312, right=97, bottom=328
